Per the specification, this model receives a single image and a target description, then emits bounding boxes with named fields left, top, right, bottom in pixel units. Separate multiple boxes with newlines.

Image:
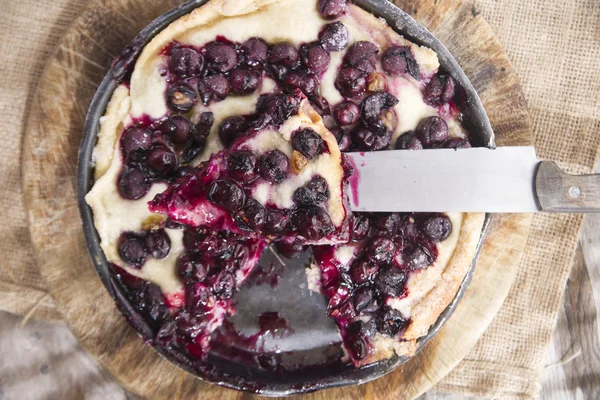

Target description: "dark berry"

left=354, top=287, right=379, bottom=314
left=415, top=116, right=448, bottom=146
left=291, top=128, right=324, bottom=159
left=422, top=215, right=452, bottom=242
left=381, top=46, right=420, bottom=80
left=186, top=282, right=212, bottom=312
left=198, top=74, right=230, bottom=105
left=147, top=146, right=178, bottom=175
left=145, top=229, right=171, bottom=259
left=275, top=242, right=307, bottom=258
left=374, top=266, right=406, bottom=297
left=395, top=131, right=423, bottom=150
left=351, top=126, right=391, bottom=151
left=347, top=334, right=367, bottom=360
left=284, top=70, right=319, bottom=96
left=167, top=82, right=197, bottom=112
left=424, top=74, right=456, bottom=106
left=309, top=96, right=331, bottom=116
left=268, top=42, right=299, bottom=67
left=227, top=151, right=257, bottom=182
left=159, top=115, right=192, bottom=144
left=182, top=228, right=208, bottom=251
left=258, top=150, right=290, bottom=184
left=219, top=116, right=248, bottom=147
left=121, top=127, right=152, bottom=155
left=207, top=179, right=245, bottom=211
left=300, top=42, right=330, bottom=74
left=319, top=22, right=349, bottom=51
left=366, top=237, right=396, bottom=265
left=183, top=113, right=213, bottom=163
left=118, top=167, right=149, bottom=200
left=335, top=67, right=366, bottom=97
left=169, top=47, right=204, bottom=78
left=118, top=233, right=147, bottom=266
left=256, top=93, right=302, bottom=126
left=443, top=137, right=471, bottom=149
left=242, top=38, right=268, bottom=66
left=229, top=68, right=262, bottom=95
left=373, top=213, right=403, bottom=234
left=334, top=101, right=360, bottom=126
left=205, top=42, right=238, bottom=73
left=224, top=243, right=249, bottom=271
left=353, top=58, right=376, bottom=75
left=293, top=175, right=330, bottom=206
left=235, top=198, right=267, bottom=231
left=406, top=243, right=435, bottom=270
left=295, top=207, right=335, bottom=240
left=213, top=271, right=236, bottom=299
left=376, top=307, right=407, bottom=336
left=264, top=63, right=289, bottom=82
left=348, top=318, right=377, bottom=337
left=317, top=0, right=348, bottom=19
left=350, top=213, right=370, bottom=240
left=178, top=255, right=207, bottom=281
left=350, top=259, right=379, bottom=285
left=337, top=131, right=352, bottom=151
left=360, top=92, right=399, bottom=135
left=265, top=209, right=290, bottom=235
left=345, top=41, right=378, bottom=68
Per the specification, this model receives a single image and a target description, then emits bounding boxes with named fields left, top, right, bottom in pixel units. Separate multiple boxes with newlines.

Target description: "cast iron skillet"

left=77, top=0, right=495, bottom=396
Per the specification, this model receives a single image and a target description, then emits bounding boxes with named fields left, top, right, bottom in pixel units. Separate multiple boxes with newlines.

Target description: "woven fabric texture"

left=0, top=0, right=599, bottom=398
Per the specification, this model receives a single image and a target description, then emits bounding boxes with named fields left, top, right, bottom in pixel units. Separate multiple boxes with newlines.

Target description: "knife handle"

left=535, top=161, right=600, bottom=212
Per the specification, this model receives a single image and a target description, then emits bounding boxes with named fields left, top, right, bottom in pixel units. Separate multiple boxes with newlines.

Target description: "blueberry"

left=118, top=233, right=147, bottom=266
left=182, top=227, right=208, bottom=251
left=258, top=150, right=290, bottom=184
left=275, top=242, right=307, bottom=258
left=183, top=112, right=213, bottom=163
left=295, top=207, right=335, bottom=240
left=227, top=151, right=257, bottom=182
left=334, top=101, right=360, bottom=126
left=346, top=334, right=367, bottom=360
left=335, top=67, right=366, bottom=98
left=284, top=70, right=319, bottom=96
left=395, top=131, right=423, bottom=150
left=169, top=47, right=204, bottom=78
left=443, top=137, right=471, bottom=149
left=350, top=213, right=370, bottom=240
left=366, top=237, right=396, bottom=265
left=351, top=125, right=391, bottom=151
left=309, top=96, right=331, bottom=116
left=300, top=42, right=330, bottom=74
left=348, top=318, right=377, bottom=337
left=219, top=116, right=248, bottom=147
left=345, top=41, right=378, bottom=68
left=353, top=58, right=376, bottom=75
left=406, top=243, right=435, bottom=270
left=415, top=116, right=448, bottom=146
left=207, top=179, right=245, bottom=211
left=121, top=127, right=152, bottom=156
left=291, top=128, right=324, bottom=159
left=319, top=22, right=349, bottom=52
left=265, top=209, right=291, bottom=235
left=381, top=46, right=420, bottom=80
left=375, top=307, right=407, bottom=336
left=373, top=213, right=403, bottom=234
left=235, top=198, right=267, bottom=231
left=145, top=229, right=171, bottom=259
left=350, top=259, right=379, bottom=285
left=147, top=146, right=178, bottom=175
left=268, top=42, right=299, bottom=67
left=186, top=282, right=212, bottom=312
left=354, top=287, right=379, bottom=313
left=205, top=42, right=238, bottom=73
left=374, top=266, right=406, bottom=297
left=198, top=74, right=230, bottom=105
left=424, top=74, right=456, bottom=106
left=178, top=255, right=207, bottom=281
left=317, top=0, right=348, bottom=19
left=421, top=215, right=452, bottom=242
left=242, top=38, right=268, bottom=66
left=118, top=166, right=150, bottom=200
left=213, top=270, right=236, bottom=299
left=159, top=115, right=192, bottom=144
left=293, top=175, right=330, bottom=206
left=229, top=68, right=262, bottom=95
left=360, top=92, right=399, bottom=135
left=167, top=82, right=197, bottom=112
left=256, top=93, right=302, bottom=126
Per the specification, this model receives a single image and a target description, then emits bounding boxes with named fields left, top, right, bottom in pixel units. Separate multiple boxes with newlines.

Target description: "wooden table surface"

left=1, top=161, right=599, bottom=400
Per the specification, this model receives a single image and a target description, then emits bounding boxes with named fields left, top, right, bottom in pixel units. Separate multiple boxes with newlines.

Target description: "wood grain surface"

left=20, top=0, right=534, bottom=399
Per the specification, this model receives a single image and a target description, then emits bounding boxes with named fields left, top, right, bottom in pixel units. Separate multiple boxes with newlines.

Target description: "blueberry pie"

left=86, top=0, right=485, bottom=368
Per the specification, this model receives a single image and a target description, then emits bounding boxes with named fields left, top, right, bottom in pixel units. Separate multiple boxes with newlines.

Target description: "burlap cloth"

left=1, top=0, right=599, bottom=398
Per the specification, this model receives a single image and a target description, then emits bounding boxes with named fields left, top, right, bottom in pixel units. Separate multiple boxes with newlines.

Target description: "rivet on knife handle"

left=535, top=161, right=600, bottom=212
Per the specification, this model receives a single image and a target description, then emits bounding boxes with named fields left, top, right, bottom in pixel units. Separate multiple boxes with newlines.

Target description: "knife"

left=346, top=146, right=600, bottom=213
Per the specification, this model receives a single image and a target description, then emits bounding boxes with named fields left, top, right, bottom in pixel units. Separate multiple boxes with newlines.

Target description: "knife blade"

left=346, top=146, right=600, bottom=213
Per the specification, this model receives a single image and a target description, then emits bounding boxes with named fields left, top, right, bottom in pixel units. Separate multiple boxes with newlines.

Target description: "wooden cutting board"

left=21, top=0, right=533, bottom=398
